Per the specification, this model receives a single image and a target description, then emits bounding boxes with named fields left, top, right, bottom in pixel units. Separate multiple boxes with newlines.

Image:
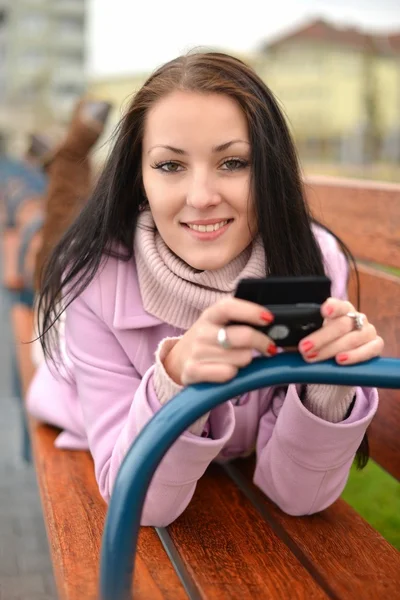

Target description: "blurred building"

left=253, top=19, right=400, bottom=164
left=86, top=21, right=400, bottom=168
left=87, top=72, right=149, bottom=166
left=0, top=0, right=87, bottom=155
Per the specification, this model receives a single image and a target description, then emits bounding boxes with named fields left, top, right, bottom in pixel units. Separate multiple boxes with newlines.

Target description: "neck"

left=134, top=211, right=266, bottom=329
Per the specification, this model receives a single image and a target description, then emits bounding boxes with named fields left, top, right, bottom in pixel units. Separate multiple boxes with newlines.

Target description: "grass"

left=342, top=460, right=400, bottom=549
left=379, top=265, right=400, bottom=277
left=357, top=261, right=400, bottom=278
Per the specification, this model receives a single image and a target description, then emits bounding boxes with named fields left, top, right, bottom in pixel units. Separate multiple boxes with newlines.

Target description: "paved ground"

left=0, top=274, right=57, bottom=599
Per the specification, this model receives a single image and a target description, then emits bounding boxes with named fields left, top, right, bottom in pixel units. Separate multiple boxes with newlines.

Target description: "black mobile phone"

left=233, top=276, right=331, bottom=347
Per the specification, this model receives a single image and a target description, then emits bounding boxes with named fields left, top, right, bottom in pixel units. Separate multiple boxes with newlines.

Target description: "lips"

left=181, top=219, right=233, bottom=241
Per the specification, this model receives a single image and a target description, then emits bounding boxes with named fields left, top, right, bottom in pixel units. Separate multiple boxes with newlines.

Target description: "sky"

left=87, top=0, right=400, bottom=77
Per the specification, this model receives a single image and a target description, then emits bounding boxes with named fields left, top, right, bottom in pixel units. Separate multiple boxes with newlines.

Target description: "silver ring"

left=217, top=327, right=232, bottom=350
left=346, top=311, right=365, bottom=331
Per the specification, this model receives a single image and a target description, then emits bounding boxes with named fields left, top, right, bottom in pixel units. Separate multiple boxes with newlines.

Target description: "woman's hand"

left=163, top=298, right=277, bottom=386
left=298, top=297, right=384, bottom=364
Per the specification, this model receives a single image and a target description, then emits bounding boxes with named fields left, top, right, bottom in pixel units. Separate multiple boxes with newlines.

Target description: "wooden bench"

left=305, top=175, right=400, bottom=481
left=10, top=176, right=400, bottom=599
left=1, top=205, right=44, bottom=293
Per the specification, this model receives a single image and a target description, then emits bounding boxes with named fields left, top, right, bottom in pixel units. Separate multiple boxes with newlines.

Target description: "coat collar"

left=112, top=253, right=163, bottom=330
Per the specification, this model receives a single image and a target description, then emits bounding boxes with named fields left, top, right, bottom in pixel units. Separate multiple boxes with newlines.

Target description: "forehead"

left=143, top=91, right=249, bottom=147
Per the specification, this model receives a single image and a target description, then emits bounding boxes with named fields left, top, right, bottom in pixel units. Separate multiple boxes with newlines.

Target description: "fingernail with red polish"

left=326, top=306, right=334, bottom=316
left=306, top=352, right=318, bottom=360
left=261, top=310, right=274, bottom=323
left=267, top=343, right=277, bottom=356
left=337, top=353, right=348, bottom=363
left=300, top=340, right=314, bottom=352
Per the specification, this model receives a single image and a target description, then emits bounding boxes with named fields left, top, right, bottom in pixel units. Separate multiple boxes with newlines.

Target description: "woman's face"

left=141, top=90, right=256, bottom=270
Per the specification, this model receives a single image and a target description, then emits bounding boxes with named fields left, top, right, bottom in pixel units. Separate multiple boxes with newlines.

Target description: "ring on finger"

left=217, top=327, right=232, bottom=350
left=346, top=311, right=365, bottom=331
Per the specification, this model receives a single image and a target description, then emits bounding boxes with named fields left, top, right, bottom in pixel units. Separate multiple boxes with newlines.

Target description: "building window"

left=58, top=17, right=84, bottom=36
left=20, top=49, right=46, bottom=71
left=0, top=10, right=8, bottom=26
left=55, top=83, right=82, bottom=94
left=53, top=83, right=83, bottom=103
left=21, top=13, right=48, bottom=35
left=56, top=49, right=84, bottom=70
left=57, top=55, right=82, bottom=70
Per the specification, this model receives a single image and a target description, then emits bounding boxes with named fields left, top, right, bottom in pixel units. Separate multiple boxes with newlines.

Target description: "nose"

left=186, top=171, right=221, bottom=209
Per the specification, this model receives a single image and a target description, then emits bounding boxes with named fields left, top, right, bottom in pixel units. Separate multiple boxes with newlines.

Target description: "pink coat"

left=27, top=228, right=378, bottom=526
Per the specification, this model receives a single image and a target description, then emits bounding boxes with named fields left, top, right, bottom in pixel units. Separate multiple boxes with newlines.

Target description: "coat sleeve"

left=65, top=280, right=234, bottom=527
left=253, top=383, right=377, bottom=515
left=252, top=229, right=379, bottom=515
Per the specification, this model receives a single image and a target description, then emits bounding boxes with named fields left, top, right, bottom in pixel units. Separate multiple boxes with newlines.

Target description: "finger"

left=301, top=325, right=377, bottom=362
left=321, top=297, right=355, bottom=320
left=192, top=345, right=254, bottom=367
left=181, top=361, right=238, bottom=386
left=205, top=297, right=274, bottom=328
left=299, top=317, right=374, bottom=356
left=201, top=324, right=277, bottom=356
left=225, top=325, right=277, bottom=355
left=334, top=336, right=385, bottom=365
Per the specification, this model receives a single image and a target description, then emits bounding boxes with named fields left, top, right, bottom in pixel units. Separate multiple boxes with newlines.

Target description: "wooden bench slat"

left=230, top=457, right=400, bottom=600
left=168, top=464, right=328, bottom=599
left=348, top=265, right=400, bottom=358
left=11, top=304, right=36, bottom=397
left=348, top=266, right=400, bottom=480
left=305, top=176, right=400, bottom=269
left=11, top=306, right=186, bottom=600
left=29, top=420, right=188, bottom=600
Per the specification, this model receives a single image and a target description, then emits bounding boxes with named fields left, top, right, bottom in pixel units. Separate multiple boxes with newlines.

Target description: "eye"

left=151, top=161, right=184, bottom=173
left=220, top=158, right=249, bottom=171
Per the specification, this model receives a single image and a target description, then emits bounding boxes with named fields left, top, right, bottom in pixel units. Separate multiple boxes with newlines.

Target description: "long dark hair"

left=37, top=51, right=367, bottom=467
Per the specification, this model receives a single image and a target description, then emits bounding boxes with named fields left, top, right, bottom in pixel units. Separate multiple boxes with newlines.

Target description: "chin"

left=181, top=253, right=231, bottom=271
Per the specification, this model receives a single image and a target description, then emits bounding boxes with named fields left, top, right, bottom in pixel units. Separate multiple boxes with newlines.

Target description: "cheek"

left=232, top=180, right=255, bottom=228
left=143, top=172, right=177, bottom=219
left=227, top=175, right=252, bottom=208
left=142, top=168, right=161, bottom=201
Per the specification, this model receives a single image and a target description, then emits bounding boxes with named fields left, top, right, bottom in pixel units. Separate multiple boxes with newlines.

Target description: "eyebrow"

left=147, top=139, right=250, bottom=155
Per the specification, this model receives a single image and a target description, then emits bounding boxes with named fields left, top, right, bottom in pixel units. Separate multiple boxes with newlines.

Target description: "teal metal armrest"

left=100, top=354, right=400, bottom=600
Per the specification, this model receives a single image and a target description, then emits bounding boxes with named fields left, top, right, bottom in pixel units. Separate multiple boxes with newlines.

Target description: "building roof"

left=261, top=19, right=400, bottom=54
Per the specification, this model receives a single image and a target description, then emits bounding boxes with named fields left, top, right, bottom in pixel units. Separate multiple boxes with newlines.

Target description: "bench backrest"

left=305, top=175, right=400, bottom=480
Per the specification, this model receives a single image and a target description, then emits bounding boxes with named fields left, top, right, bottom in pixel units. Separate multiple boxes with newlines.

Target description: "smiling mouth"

left=183, top=219, right=233, bottom=233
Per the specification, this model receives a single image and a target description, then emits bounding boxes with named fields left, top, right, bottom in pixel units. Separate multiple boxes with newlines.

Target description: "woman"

left=27, top=52, right=383, bottom=527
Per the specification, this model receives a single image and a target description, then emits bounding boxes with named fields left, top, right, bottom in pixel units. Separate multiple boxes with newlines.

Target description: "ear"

left=139, top=193, right=149, bottom=211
